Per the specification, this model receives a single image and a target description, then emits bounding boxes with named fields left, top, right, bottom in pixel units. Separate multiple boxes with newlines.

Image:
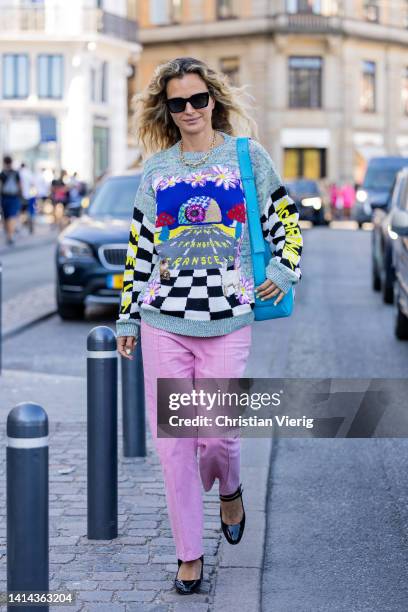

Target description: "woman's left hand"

left=255, top=279, right=285, bottom=305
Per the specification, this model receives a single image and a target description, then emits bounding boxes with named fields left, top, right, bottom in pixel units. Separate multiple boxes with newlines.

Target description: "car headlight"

left=302, top=197, right=321, bottom=209
left=58, top=238, right=94, bottom=260
left=387, top=224, right=399, bottom=240
left=356, top=189, right=367, bottom=203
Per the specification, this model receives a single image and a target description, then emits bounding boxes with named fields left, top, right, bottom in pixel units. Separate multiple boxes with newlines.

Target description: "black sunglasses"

left=166, top=91, right=210, bottom=114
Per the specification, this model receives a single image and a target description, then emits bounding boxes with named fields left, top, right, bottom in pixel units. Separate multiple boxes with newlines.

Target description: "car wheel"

left=56, top=288, right=85, bottom=321
left=382, top=275, right=394, bottom=304
left=372, top=258, right=381, bottom=292
left=57, top=301, right=85, bottom=321
left=395, top=304, right=408, bottom=340
left=382, top=248, right=395, bottom=304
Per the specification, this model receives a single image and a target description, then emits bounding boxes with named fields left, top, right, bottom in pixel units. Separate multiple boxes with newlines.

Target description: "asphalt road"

left=260, top=228, right=408, bottom=612
left=2, top=226, right=408, bottom=612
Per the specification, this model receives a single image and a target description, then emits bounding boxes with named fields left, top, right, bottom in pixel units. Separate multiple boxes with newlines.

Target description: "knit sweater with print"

left=116, top=131, right=303, bottom=339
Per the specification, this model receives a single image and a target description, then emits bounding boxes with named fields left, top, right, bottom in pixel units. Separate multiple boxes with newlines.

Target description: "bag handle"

left=236, top=137, right=267, bottom=286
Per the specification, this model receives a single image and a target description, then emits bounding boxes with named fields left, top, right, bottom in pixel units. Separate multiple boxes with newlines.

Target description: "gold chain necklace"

left=179, top=130, right=217, bottom=167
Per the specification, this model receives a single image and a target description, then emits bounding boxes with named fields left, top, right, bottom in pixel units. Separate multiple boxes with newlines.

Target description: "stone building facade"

left=132, top=0, right=408, bottom=184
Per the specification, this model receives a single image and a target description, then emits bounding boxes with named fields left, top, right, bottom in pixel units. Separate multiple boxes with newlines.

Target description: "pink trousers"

left=140, top=319, right=252, bottom=561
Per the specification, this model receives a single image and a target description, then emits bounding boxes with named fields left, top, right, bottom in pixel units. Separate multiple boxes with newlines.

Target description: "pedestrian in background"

left=68, top=172, right=87, bottom=211
left=0, top=155, right=22, bottom=245
left=35, top=167, right=51, bottom=209
left=342, top=182, right=356, bottom=220
left=51, top=169, right=69, bottom=227
left=116, top=56, right=303, bottom=595
left=19, top=162, right=37, bottom=234
left=68, top=172, right=82, bottom=205
left=334, top=183, right=344, bottom=220
left=328, top=182, right=338, bottom=221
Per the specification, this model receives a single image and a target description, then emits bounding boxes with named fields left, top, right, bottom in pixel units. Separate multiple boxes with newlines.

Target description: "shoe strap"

left=219, top=484, right=243, bottom=502
left=177, top=555, right=204, bottom=567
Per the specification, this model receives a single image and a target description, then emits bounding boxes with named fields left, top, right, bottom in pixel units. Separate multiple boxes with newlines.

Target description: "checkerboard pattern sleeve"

left=261, top=184, right=303, bottom=293
left=117, top=184, right=157, bottom=337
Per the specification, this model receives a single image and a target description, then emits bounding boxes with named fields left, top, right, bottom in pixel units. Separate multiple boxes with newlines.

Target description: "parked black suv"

left=55, top=172, right=142, bottom=320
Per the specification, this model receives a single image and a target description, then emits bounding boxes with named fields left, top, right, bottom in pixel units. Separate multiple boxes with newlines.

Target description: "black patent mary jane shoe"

left=219, top=483, right=246, bottom=545
left=174, top=555, right=204, bottom=595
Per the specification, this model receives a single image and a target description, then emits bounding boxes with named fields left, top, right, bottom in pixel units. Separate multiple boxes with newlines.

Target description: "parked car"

left=354, top=156, right=408, bottom=228
left=285, top=179, right=327, bottom=225
left=55, top=172, right=142, bottom=320
left=389, top=168, right=408, bottom=340
left=371, top=175, right=400, bottom=303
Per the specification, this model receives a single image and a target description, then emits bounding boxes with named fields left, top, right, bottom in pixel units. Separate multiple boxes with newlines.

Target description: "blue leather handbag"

left=236, top=137, right=294, bottom=321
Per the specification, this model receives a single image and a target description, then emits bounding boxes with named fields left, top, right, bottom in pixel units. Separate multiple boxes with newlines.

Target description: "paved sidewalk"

left=0, top=216, right=60, bottom=255
left=0, top=367, right=272, bottom=612
left=0, top=215, right=60, bottom=337
left=2, top=283, right=56, bottom=338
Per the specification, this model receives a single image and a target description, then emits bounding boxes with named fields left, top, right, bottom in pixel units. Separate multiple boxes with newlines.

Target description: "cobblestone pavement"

left=0, top=418, right=224, bottom=612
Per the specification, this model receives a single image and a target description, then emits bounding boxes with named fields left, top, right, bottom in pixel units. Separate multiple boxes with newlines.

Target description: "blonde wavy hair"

left=132, top=57, right=259, bottom=160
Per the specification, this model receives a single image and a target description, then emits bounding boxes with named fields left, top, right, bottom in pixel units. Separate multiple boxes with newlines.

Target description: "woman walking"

left=0, top=155, right=22, bottom=245
left=116, top=57, right=303, bottom=594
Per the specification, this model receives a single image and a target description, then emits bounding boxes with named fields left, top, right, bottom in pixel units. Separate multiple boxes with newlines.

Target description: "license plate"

left=107, top=274, right=123, bottom=289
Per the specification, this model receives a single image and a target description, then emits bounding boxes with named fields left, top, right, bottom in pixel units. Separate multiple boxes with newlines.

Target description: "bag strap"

left=236, top=137, right=266, bottom=285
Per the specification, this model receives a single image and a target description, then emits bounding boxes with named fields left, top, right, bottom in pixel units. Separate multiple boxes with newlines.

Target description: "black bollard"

left=87, top=325, right=118, bottom=540
left=121, top=338, right=146, bottom=457
left=7, top=402, right=49, bottom=611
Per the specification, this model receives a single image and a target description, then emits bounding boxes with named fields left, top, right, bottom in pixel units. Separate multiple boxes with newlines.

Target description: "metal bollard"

left=121, top=338, right=146, bottom=457
left=87, top=326, right=118, bottom=540
left=7, top=402, right=49, bottom=611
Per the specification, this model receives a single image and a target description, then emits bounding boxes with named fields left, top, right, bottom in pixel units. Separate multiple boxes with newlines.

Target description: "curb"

left=212, top=434, right=273, bottom=611
left=2, top=309, right=57, bottom=341
left=0, top=234, right=58, bottom=256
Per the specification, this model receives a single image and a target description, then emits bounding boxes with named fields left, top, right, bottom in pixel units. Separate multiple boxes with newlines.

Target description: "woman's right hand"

left=117, top=335, right=137, bottom=360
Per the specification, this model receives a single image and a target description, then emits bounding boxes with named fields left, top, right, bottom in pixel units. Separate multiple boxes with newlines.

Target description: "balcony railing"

left=99, top=11, right=138, bottom=43
left=0, top=7, right=138, bottom=43
left=278, top=12, right=341, bottom=33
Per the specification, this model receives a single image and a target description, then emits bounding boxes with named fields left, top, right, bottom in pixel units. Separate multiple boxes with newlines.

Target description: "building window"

left=149, top=0, right=183, bottom=25
left=285, top=0, right=339, bottom=14
left=127, top=0, right=137, bottom=20
left=361, top=60, right=376, bottom=112
left=219, top=57, right=240, bottom=86
left=289, top=56, right=322, bottom=108
left=91, top=61, right=108, bottom=104
left=284, top=148, right=326, bottom=180
left=402, top=68, right=408, bottom=115
left=364, top=1, right=379, bottom=23
left=3, top=54, right=29, bottom=99
left=216, top=0, right=236, bottom=19
left=37, top=54, right=63, bottom=99
left=286, top=0, right=320, bottom=13
left=170, top=0, right=182, bottom=22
